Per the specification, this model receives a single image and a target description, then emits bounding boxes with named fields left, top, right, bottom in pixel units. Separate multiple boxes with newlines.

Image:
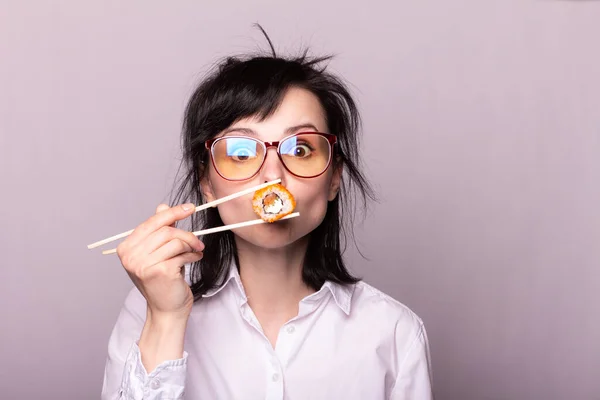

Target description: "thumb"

left=155, top=203, right=170, bottom=214
left=155, top=203, right=176, bottom=227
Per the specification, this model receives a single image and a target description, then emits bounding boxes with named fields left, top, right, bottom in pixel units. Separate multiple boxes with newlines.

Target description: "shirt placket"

left=238, top=290, right=329, bottom=400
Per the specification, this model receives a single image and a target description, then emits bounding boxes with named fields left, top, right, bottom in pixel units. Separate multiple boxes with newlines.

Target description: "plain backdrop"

left=1, top=1, right=599, bottom=399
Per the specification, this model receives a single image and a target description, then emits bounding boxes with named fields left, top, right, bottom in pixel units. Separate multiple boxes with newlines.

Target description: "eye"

left=230, top=147, right=254, bottom=161
left=286, top=144, right=312, bottom=158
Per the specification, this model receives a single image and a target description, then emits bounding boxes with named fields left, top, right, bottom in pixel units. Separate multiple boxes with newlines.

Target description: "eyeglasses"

left=205, top=132, right=337, bottom=181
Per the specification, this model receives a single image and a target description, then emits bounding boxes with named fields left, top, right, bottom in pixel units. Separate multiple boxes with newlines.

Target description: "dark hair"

left=169, top=26, right=375, bottom=301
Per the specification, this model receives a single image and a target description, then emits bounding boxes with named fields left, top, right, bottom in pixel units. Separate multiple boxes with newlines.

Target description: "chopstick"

left=86, top=179, right=282, bottom=250
left=101, top=212, right=300, bottom=255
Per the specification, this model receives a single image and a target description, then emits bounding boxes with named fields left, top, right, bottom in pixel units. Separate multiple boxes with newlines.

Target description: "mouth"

left=252, top=183, right=296, bottom=223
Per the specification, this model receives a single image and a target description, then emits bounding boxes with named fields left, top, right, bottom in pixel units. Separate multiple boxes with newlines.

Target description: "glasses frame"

left=205, top=132, right=337, bottom=181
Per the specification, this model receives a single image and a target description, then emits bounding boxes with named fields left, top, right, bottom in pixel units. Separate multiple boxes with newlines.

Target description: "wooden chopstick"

left=101, top=212, right=300, bottom=255
left=86, top=179, right=282, bottom=250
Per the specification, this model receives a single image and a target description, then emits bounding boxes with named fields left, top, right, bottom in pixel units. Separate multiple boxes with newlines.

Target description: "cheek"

left=208, top=171, right=258, bottom=224
left=215, top=199, right=245, bottom=225
left=293, top=179, right=331, bottom=226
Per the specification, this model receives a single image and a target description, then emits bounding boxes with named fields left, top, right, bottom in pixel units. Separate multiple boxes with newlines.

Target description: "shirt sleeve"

left=100, top=287, right=188, bottom=400
left=390, top=322, right=434, bottom=400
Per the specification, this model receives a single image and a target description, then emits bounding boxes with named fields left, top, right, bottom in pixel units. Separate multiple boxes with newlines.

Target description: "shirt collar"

left=200, top=263, right=354, bottom=315
left=313, top=281, right=354, bottom=315
left=202, top=263, right=247, bottom=300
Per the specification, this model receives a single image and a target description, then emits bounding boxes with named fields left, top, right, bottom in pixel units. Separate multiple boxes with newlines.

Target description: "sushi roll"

left=252, top=183, right=296, bottom=222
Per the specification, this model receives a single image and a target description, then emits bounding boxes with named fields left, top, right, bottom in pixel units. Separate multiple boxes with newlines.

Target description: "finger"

left=126, top=203, right=196, bottom=248
left=156, top=204, right=176, bottom=228
left=145, top=237, right=202, bottom=267
left=138, top=251, right=202, bottom=282
left=161, top=251, right=204, bottom=277
left=139, top=225, right=204, bottom=257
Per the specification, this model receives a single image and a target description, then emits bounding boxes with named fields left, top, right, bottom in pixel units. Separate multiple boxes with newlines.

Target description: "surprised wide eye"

left=230, top=148, right=253, bottom=161
left=293, top=144, right=311, bottom=157
left=285, top=144, right=312, bottom=158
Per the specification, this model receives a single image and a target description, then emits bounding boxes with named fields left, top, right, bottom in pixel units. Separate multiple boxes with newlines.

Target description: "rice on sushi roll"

left=252, top=183, right=296, bottom=222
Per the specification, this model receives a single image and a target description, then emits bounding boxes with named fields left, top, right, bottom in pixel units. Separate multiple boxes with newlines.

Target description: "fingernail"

left=182, top=203, right=194, bottom=211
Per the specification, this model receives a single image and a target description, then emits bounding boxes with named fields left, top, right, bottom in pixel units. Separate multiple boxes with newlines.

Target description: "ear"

left=328, top=162, right=343, bottom=201
left=199, top=165, right=216, bottom=203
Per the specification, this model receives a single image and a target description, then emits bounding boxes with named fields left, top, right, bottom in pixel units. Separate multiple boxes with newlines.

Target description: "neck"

left=235, top=236, right=315, bottom=318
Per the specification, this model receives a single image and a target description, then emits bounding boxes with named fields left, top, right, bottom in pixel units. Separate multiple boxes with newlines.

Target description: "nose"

left=259, top=145, right=286, bottom=185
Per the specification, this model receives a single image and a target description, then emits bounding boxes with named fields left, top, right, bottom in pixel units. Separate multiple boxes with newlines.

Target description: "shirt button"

left=286, top=325, right=295, bottom=334
left=272, top=373, right=280, bottom=382
left=150, top=378, right=160, bottom=389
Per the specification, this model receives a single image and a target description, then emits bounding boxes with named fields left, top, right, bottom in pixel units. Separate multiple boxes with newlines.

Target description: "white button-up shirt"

left=101, top=264, right=433, bottom=399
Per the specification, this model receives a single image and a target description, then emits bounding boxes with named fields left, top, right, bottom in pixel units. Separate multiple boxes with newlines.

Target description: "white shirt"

left=101, top=264, right=433, bottom=399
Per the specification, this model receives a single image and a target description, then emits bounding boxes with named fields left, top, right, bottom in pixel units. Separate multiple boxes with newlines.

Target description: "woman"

left=101, top=31, right=433, bottom=400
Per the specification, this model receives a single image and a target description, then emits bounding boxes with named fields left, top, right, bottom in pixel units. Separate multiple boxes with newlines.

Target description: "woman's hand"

left=116, top=202, right=204, bottom=320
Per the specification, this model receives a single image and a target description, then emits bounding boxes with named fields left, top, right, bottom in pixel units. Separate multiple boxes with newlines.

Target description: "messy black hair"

left=170, top=25, right=375, bottom=300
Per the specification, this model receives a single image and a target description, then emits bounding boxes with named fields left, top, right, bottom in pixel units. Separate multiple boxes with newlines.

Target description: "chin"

left=234, top=220, right=309, bottom=250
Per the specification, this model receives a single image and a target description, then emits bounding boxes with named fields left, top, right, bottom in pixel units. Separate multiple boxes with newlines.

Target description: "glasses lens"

left=279, top=133, right=332, bottom=177
left=211, top=137, right=265, bottom=180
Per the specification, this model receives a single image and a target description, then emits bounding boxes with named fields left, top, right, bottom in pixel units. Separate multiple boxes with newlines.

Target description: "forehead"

left=224, top=87, right=328, bottom=140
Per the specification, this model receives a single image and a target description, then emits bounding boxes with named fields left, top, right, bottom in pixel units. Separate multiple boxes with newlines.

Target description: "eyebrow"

left=222, top=123, right=320, bottom=137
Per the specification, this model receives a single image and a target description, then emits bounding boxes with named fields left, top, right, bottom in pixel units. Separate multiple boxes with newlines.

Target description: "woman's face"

left=201, top=86, right=342, bottom=250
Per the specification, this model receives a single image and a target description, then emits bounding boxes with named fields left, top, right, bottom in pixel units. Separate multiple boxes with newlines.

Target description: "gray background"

left=1, top=1, right=599, bottom=399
